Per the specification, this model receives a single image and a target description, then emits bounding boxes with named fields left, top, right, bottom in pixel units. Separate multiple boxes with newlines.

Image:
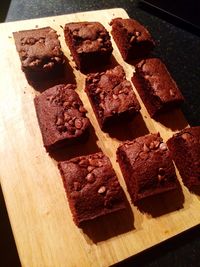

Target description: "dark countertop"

left=1, top=0, right=200, bottom=266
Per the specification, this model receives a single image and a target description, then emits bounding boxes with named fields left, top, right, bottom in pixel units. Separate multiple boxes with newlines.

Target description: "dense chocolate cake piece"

left=132, top=58, right=184, bottom=117
left=13, top=27, right=65, bottom=78
left=34, top=84, right=90, bottom=151
left=64, top=21, right=113, bottom=71
left=117, top=133, right=178, bottom=203
left=85, top=65, right=141, bottom=129
left=58, top=152, right=126, bottom=226
left=167, top=126, right=200, bottom=190
left=110, top=17, right=155, bottom=61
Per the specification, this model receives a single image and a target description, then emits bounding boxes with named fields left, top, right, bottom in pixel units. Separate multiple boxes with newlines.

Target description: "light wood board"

left=0, top=8, right=199, bottom=267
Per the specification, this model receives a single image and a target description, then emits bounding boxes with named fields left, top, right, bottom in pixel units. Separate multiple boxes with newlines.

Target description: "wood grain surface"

left=0, top=8, right=199, bottom=267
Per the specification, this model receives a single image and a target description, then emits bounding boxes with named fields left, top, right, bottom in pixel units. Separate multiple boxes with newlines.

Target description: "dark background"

left=0, top=0, right=200, bottom=266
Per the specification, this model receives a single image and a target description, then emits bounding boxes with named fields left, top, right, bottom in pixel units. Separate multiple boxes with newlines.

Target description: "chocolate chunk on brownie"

left=167, top=127, right=200, bottom=190
left=132, top=58, right=184, bottom=117
left=64, top=22, right=113, bottom=71
left=110, top=17, right=155, bottom=61
left=58, top=152, right=126, bottom=226
left=117, top=133, right=178, bottom=203
left=85, top=65, right=141, bottom=129
left=34, top=84, right=90, bottom=151
left=13, top=27, right=65, bottom=78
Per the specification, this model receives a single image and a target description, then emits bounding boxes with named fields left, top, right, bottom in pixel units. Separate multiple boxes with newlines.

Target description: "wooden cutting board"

left=0, top=8, right=199, bottom=267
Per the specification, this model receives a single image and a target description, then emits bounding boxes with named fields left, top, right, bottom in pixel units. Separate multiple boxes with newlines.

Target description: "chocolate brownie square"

left=110, top=17, right=155, bottom=61
left=117, top=133, right=178, bottom=203
left=132, top=58, right=184, bottom=117
left=167, top=127, right=200, bottom=190
left=58, top=152, right=126, bottom=226
left=85, top=65, right=141, bottom=129
left=34, top=84, right=90, bottom=151
left=13, top=27, right=65, bottom=78
left=64, top=22, right=113, bottom=71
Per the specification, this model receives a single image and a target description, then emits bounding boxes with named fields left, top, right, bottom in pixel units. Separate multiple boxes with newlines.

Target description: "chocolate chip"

left=130, top=36, right=136, bottom=43
left=158, top=175, right=164, bottom=182
left=135, top=31, right=140, bottom=37
left=54, top=56, right=61, bottom=62
left=75, top=118, right=83, bottom=129
left=56, top=117, right=63, bottom=126
left=86, top=173, right=95, bottom=183
left=95, top=88, right=101, bottom=94
left=149, top=141, right=160, bottom=149
left=43, top=62, right=54, bottom=69
left=87, top=166, right=95, bottom=172
left=159, top=143, right=167, bottom=151
left=79, top=159, right=89, bottom=167
left=97, top=38, right=103, bottom=43
left=143, top=143, right=150, bottom=152
left=98, top=186, right=106, bottom=194
left=155, top=141, right=160, bottom=148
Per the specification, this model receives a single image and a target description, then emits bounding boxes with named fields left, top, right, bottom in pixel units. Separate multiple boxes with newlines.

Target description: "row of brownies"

left=13, top=18, right=200, bottom=227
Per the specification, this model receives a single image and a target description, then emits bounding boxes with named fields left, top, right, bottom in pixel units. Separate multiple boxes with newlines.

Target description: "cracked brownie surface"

left=34, top=84, right=90, bottom=151
left=110, top=17, right=155, bottom=61
left=13, top=27, right=65, bottom=75
left=117, top=133, right=178, bottom=203
left=85, top=65, right=141, bottom=129
left=167, top=126, right=200, bottom=189
left=58, top=152, right=126, bottom=226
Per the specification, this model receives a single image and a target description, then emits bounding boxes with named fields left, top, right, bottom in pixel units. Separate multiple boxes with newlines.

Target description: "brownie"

left=110, top=17, right=155, bottom=61
left=132, top=58, right=184, bottom=117
left=34, top=84, right=90, bottom=151
left=167, top=127, right=200, bottom=190
left=13, top=27, right=65, bottom=78
left=58, top=152, right=126, bottom=226
left=117, top=133, right=178, bottom=203
left=64, top=21, right=113, bottom=71
left=85, top=65, right=141, bottom=129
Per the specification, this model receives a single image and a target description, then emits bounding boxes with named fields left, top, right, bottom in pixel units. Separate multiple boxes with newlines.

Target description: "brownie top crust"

left=58, top=152, right=126, bottom=225
left=13, top=27, right=64, bottom=71
left=64, top=22, right=113, bottom=54
left=86, top=65, right=140, bottom=120
left=34, top=84, right=89, bottom=149
left=110, top=17, right=154, bottom=45
left=135, top=58, right=184, bottom=103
